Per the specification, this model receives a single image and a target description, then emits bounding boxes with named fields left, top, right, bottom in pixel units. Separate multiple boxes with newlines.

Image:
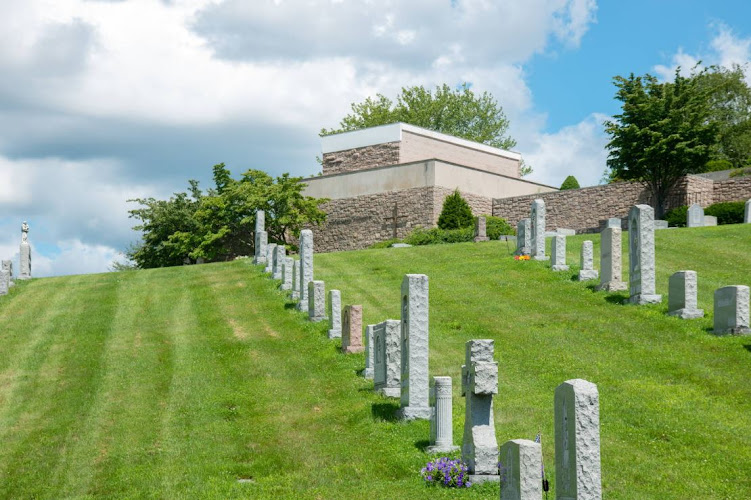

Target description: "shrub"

left=664, top=206, right=688, bottom=227
left=485, top=215, right=515, bottom=239
left=729, top=167, right=751, bottom=178
left=560, top=175, right=581, bottom=190
left=704, top=159, right=733, bottom=172
left=437, top=190, right=474, bottom=230
left=421, top=457, right=471, bottom=488
left=404, top=227, right=473, bottom=246
left=705, top=201, right=745, bottom=225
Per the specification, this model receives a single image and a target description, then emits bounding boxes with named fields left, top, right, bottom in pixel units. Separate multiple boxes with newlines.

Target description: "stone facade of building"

left=322, top=142, right=400, bottom=175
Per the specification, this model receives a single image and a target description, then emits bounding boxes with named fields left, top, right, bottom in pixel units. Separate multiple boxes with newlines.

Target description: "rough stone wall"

left=322, top=142, right=400, bottom=175
left=713, top=176, right=751, bottom=203
left=666, top=175, right=714, bottom=208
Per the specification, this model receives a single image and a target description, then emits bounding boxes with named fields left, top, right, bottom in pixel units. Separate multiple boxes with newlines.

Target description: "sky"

left=1, top=0, right=750, bottom=277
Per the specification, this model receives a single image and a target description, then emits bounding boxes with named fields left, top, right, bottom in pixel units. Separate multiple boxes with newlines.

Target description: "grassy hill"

left=0, top=224, right=750, bottom=499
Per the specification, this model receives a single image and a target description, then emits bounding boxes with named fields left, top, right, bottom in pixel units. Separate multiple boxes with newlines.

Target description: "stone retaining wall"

left=322, top=142, right=399, bottom=175
left=713, top=176, right=751, bottom=203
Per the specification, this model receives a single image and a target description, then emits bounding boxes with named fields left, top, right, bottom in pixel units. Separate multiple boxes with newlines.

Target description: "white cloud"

left=31, top=240, right=123, bottom=278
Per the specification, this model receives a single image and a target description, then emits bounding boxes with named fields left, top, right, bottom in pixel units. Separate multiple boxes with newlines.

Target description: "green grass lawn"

left=0, top=224, right=750, bottom=499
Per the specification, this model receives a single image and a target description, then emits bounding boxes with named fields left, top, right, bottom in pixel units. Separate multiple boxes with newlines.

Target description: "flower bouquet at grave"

left=514, top=255, right=530, bottom=261
left=420, top=457, right=471, bottom=488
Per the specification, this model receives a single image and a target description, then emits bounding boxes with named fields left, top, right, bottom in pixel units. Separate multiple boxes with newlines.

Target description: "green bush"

left=368, top=238, right=402, bottom=249
left=485, top=215, right=515, bottom=239
left=704, top=159, right=733, bottom=172
left=665, top=206, right=688, bottom=227
left=437, top=190, right=474, bottom=230
left=560, top=175, right=581, bottom=190
left=404, top=227, right=473, bottom=246
left=729, top=167, right=751, bottom=178
left=706, top=201, right=745, bottom=225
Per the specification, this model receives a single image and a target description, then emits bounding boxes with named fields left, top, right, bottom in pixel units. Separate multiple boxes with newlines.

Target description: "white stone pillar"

left=596, top=227, right=626, bottom=292
left=291, top=260, right=300, bottom=301
left=474, top=216, right=489, bottom=242
left=19, top=242, right=31, bottom=280
left=628, top=204, right=661, bottom=304
left=272, top=245, right=286, bottom=280
left=308, top=280, right=326, bottom=322
left=516, top=218, right=531, bottom=256
left=0, top=270, right=9, bottom=295
left=555, top=379, right=602, bottom=500
left=264, top=243, right=277, bottom=274
left=364, top=324, right=375, bottom=379
left=281, top=257, right=293, bottom=291
left=578, top=240, right=598, bottom=281
left=327, top=290, right=342, bottom=339
left=427, top=376, right=458, bottom=453
left=373, top=319, right=401, bottom=397
left=668, top=271, right=704, bottom=319
left=296, top=230, right=314, bottom=311
left=397, top=274, right=431, bottom=420
left=713, top=285, right=751, bottom=335
left=500, top=439, right=543, bottom=500
left=551, top=235, right=568, bottom=271
left=745, top=199, right=751, bottom=223
left=530, top=200, right=548, bottom=261
left=253, top=210, right=267, bottom=265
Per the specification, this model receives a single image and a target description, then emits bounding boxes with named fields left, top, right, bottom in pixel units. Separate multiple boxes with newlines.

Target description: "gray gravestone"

left=530, top=199, right=548, bottom=260
left=516, top=218, right=531, bottom=256
left=327, top=289, right=342, bottom=339
left=2, top=260, right=14, bottom=288
left=596, top=227, right=626, bottom=292
left=551, top=235, right=569, bottom=271
left=687, top=204, right=704, bottom=228
left=668, top=271, right=704, bottom=319
left=653, top=219, right=669, bottom=230
left=427, top=376, right=459, bottom=453
left=555, top=379, right=602, bottom=500
left=713, top=285, right=751, bottom=335
left=291, top=259, right=300, bottom=301
left=272, top=245, right=286, bottom=280
left=703, top=215, right=717, bottom=226
left=264, top=243, right=276, bottom=274
left=474, top=216, right=489, bottom=242
left=578, top=240, right=598, bottom=281
left=605, top=218, right=622, bottom=229
left=499, top=439, right=543, bottom=500
left=281, top=257, right=293, bottom=291
left=19, top=221, right=31, bottom=280
left=556, top=228, right=576, bottom=236
left=364, top=324, right=375, bottom=379
left=308, top=280, right=326, bottom=322
left=342, top=304, right=364, bottom=353
left=296, top=230, right=314, bottom=311
left=397, top=274, right=431, bottom=420
left=373, top=319, right=401, bottom=397
left=253, top=210, right=267, bottom=265
left=0, top=270, right=9, bottom=295
left=461, top=339, right=500, bottom=483
left=746, top=199, right=751, bottom=223
left=628, top=205, right=661, bottom=304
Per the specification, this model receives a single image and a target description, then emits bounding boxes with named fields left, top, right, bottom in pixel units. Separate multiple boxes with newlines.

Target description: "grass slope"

left=0, top=224, right=750, bottom=498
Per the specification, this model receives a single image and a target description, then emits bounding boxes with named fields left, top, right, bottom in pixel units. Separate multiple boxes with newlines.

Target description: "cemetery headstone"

left=327, top=289, right=342, bottom=339
left=713, top=285, right=751, bottom=335
left=703, top=215, right=717, bottom=226
left=628, top=205, right=662, bottom=304
left=474, top=216, right=489, bottom=242
left=264, top=243, right=277, bottom=274
left=397, top=274, right=432, bottom=420
left=296, top=230, right=314, bottom=311
left=668, top=271, right=704, bottom=319
left=373, top=319, right=401, bottom=397
left=605, top=218, right=622, bottom=229
left=291, top=259, right=300, bottom=301
left=556, top=228, right=576, bottom=236
left=253, top=210, right=267, bottom=265
left=427, top=376, right=459, bottom=453
left=341, top=304, right=364, bottom=353
left=19, top=221, right=31, bottom=280
left=551, top=235, right=569, bottom=271
left=499, top=439, right=543, bottom=500
left=555, top=379, right=602, bottom=500
left=0, top=270, right=9, bottom=296
left=687, top=204, right=704, bottom=228
left=596, top=227, right=626, bottom=292
left=272, top=245, right=286, bottom=280
left=653, top=220, right=669, bottom=230
left=461, top=339, right=500, bottom=483
left=578, top=240, right=598, bottom=281
left=746, top=199, right=751, bottom=223
left=364, top=324, right=375, bottom=379
left=281, top=257, right=293, bottom=291
left=2, top=260, right=14, bottom=288
left=308, top=280, right=326, bottom=322
left=530, top=199, right=548, bottom=260
left=516, top=218, right=531, bottom=256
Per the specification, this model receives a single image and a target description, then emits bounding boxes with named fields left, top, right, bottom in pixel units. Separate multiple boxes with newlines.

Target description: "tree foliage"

left=322, top=83, right=531, bottom=175
left=560, top=175, right=581, bottom=190
left=127, top=164, right=328, bottom=268
left=437, top=189, right=474, bottom=230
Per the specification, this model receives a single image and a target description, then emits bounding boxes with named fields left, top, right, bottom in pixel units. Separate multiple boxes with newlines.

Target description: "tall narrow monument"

left=397, top=274, right=431, bottom=420
left=530, top=199, right=548, bottom=260
left=296, top=230, right=314, bottom=311
left=253, top=210, right=268, bottom=265
left=19, top=221, right=31, bottom=280
left=628, top=205, right=661, bottom=304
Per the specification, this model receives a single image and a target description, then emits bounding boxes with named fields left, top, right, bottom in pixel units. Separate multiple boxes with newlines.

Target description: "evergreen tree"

left=437, top=190, right=474, bottom=230
left=560, top=175, right=581, bottom=190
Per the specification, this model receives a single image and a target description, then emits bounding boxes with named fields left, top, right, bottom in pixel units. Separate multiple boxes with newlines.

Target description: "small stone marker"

left=605, top=217, right=621, bottom=229
left=2, top=260, right=14, bottom=288
left=596, top=227, right=627, bottom=292
left=264, top=243, right=277, bottom=274
left=398, top=274, right=431, bottom=420
left=713, top=286, right=751, bottom=335
left=703, top=215, right=717, bottom=226
left=308, top=280, right=326, bottom=322
left=556, top=228, right=576, bottom=236
left=461, top=339, right=500, bottom=483
left=253, top=210, right=267, bottom=265
left=551, top=235, right=569, bottom=271
left=516, top=218, right=531, bottom=256
left=499, top=439, right=542, bottom=500
left=291, top=259, right=300, bottom=301
left=687, top=204, right=704, bottom=228
left=373, top=319, right=401, bottom=397
left=19, top=221, right=31, bottom=280
left=628, top=204, right=662, bottom=304
left=0, top=270, right=9, bottom=296
left=653, top=219, right=669, bottom=230
left=341, top=304, right=364, bottom=353
left=474, top=216, right=489, bottom=242
left=578, top=240, right=598, bottom=281
left=327, top=289, right=342, bottom=339
left=281, top=257, right=293, bottom=291
left=530, top=199, right=548, bottom=260
left=668, top=271, right=704, bottom=319
left=272, top=245, right=286, bottom=280
left=746, top=199, right=751, bottom=223
left=364, top=324, right=375, bottom=379
left=555, top=379, right=602, bottom=500
left=296, top=230, right=314, bottom=311
left=427, top=376, right=459, bottom=453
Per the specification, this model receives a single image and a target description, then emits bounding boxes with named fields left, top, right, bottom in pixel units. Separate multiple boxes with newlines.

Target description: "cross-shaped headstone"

left=383, top=202, right=408, bottom=239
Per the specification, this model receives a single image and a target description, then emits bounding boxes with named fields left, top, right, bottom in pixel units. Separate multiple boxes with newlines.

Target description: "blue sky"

left=1, top=0, right=750, bottom=276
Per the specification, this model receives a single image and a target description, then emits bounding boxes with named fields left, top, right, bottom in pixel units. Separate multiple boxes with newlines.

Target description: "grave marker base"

left=396, top=406, right=432, bottom=421
left=595, top=281, right=627, bottom=292
left=668, top=308, right=704, bottom=320
left=629, top=293, right=662, bottom=305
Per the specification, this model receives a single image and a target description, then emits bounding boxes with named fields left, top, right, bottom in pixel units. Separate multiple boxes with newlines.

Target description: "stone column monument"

left=578, top=240, right=598, bottom=281
left=515, top=218, right=531, bottom=256
left=745, top=199, right=751, bottom=223
left=499, top=439, right=543, bottom=500
left=530, top=200, right=548, bottom=260
left=668, top=271, right=704, bottom=319
left=2, top=260, right=14, bottom=288
left=19, top=221, right=31, bottom=280
left=461, top=339, right=500, bottom=483
left=253, top=210, right=268, bottom=265
left=296, top=230, right=314, bottom=311
left=427, top=376, right=459, bottom=453
left=474, top=216, right=489, bottom=242
left=373, top=319, right=401, bottom=397
left=596, top=227, right=626, bottom=292
left=397, top=274, right=431, bottom=420
left=551, top=235, right=568, bottom=271
left=327, top=289, right=342, bottom=339
left=364, top=324, right=375, bottom=379
left=628, top=205, right=661, bottom=304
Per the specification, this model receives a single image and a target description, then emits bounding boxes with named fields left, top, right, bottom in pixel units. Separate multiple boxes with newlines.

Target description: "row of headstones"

left=688, top=199, right=751, bottom=227
left=516, top=200, right=750, bottom=335
left=252, top=210, right=603, bottom=497
left=0, top=229, right=32, bottom=295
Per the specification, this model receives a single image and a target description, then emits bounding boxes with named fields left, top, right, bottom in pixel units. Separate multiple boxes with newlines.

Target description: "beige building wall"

left=400, top=130, right=520, bottom=178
